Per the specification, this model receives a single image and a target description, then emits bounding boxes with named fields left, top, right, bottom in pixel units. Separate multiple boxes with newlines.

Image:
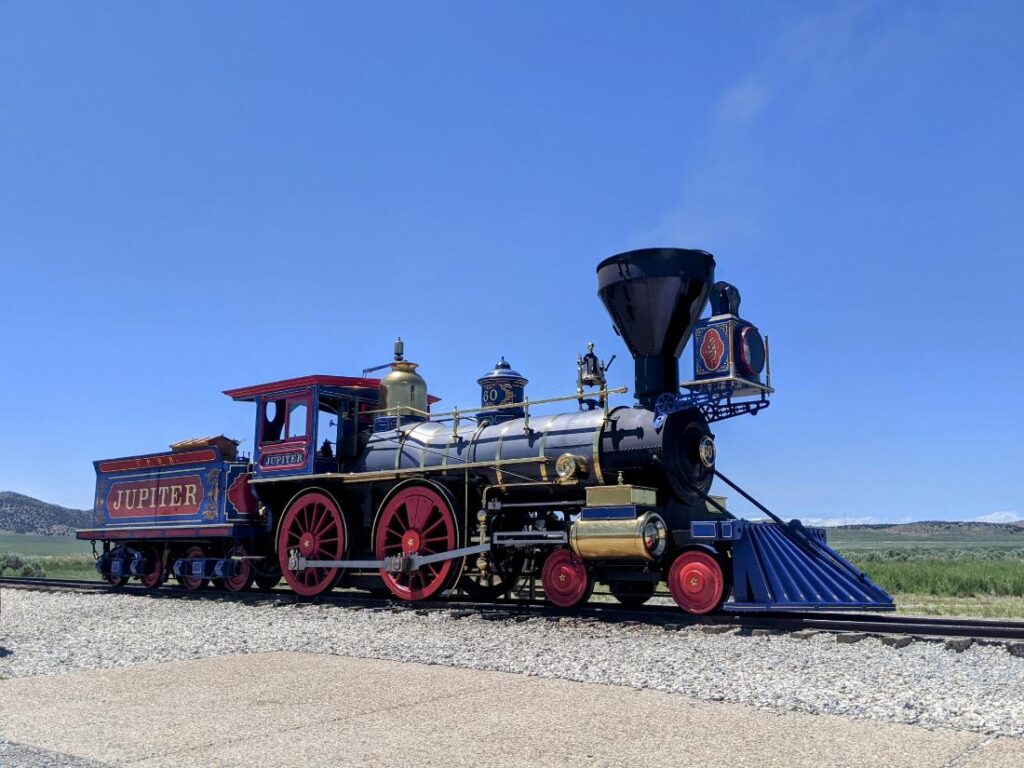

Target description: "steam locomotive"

left=78, top=248, right=893, bottom=613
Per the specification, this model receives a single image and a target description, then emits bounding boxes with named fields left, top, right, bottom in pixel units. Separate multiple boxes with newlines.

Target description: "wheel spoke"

left=316, top=516, right=335, bottom=536
left=421, top=516, right=446, bottom=537
left=407, top=495, right=430, bottom=528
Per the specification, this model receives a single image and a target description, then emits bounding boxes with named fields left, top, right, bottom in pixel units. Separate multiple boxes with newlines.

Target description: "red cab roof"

left=224, top=375, right=440, bottom=404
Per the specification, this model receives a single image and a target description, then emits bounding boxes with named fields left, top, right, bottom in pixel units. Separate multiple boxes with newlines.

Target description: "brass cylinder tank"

left=379, top=338, right=428, bottom=418
left=569, top=511, right=668, bottom=561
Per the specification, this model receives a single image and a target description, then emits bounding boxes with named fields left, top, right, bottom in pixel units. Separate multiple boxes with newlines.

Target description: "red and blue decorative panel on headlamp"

left=686, top=279, right=769, bottom=392
left=694, top=322, right=730, bottom=377
left=690, top=315, right=766, bottom=390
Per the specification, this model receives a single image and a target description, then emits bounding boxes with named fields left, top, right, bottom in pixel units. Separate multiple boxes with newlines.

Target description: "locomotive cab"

left=224, top=376, right=386, bottom=476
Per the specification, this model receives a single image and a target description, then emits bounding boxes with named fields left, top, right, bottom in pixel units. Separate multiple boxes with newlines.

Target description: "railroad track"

left=3, top=576, right=1024, bottom=642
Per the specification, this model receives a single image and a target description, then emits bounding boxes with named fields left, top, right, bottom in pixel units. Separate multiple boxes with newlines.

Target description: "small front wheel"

left=667, top=550, right=726, bottom=614
left=541, top=549, right=593, bottom=608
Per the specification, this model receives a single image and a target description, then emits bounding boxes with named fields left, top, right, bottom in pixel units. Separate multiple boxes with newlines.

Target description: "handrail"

left=366, top=386, right=628, bottom=421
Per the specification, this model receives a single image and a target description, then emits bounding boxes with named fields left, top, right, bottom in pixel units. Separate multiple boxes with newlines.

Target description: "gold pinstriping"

left=538, top=417, right=554, bottom=482
left=495, top=423, right=513, bottom=487
left=592, top=416, right=605, bottom=484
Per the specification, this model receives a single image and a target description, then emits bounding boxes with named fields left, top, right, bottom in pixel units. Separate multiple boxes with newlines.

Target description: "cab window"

left=260, top=395, right=310, bottom=443
left=286, top=401, right=308, bottom=439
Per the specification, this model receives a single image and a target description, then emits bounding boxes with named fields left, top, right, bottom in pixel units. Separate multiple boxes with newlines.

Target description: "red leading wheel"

left=375, top=485, right=458, bottom=602
left=542, top=548, right=592, bottom=608
left=277, top=491, right=346, bottom=598
left=138, top=545, right=165, bottom=589
left=178, top=545, right=208, bottom=591
left=224, top=543, right=256, bottom=592
left=668, top=550, right=726, bottom=614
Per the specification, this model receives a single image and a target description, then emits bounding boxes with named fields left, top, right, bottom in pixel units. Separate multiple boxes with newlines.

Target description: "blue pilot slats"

left=729, top=520, right=894, bottom=610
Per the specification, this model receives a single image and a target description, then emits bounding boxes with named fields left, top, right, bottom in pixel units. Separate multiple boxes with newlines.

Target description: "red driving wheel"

left=277, top=491, right=346, bottom=597
left=542, top=548, right=592, bottom=608
left=138, top=545, right=165, bottom=589
left=224, top=543, right=256, bottom=592
left=375, top=485, right=458, bottom=601
left=178, top=545, right=208, bottom=591
left=668, top=550, right=725, bottom=614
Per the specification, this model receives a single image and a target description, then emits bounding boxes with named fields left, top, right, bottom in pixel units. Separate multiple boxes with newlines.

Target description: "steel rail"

left=3, top=576, right=1023, bottom=641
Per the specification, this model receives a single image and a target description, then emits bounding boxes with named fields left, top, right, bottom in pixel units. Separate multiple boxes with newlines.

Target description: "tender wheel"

left=138, top=545, right=165, bottom=589
left=103, top=547, right=128, bottom=587
left=177, top=545, right=208, bottom=591
left=542, top=548, right=593, bottom=608
left=608, top=580, right=657, bottom=608
left=668, top=550, right=726, bottom=614
left=224, top=544, right=256, bottom=592
left=375, top=484, right=458, bottom=601
left=277, top=490, right=346, bottom=598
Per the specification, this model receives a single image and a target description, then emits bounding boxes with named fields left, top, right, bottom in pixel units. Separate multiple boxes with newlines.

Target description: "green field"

left=827, top=524, right=1024, bottom=617
left=0, top=531, right=93, bottom=556
left=0, top=531, right=98, bottom=579
left=826, top=524, right=1024, bottom=559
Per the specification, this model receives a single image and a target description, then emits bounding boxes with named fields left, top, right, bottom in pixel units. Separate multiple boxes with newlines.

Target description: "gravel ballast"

left=2, top=588, right=1023, bottom=738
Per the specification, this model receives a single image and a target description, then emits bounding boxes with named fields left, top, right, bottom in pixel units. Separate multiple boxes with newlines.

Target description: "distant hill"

left=0, top=492, right=91, bottom=536
left=825, top=520, right=1024, bottom=558
left=832, top=521, right=1024, bottom=536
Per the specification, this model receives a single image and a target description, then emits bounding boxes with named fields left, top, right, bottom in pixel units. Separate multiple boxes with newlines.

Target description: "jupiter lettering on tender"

left=110, top=481, right=201, bottom=512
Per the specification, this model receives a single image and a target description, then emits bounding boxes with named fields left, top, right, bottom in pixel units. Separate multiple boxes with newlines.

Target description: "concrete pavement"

left=1, top=652, right=1020, bottom=767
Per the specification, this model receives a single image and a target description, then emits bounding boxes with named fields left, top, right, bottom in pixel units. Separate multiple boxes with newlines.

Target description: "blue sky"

left=1, top=2, right=1021, bottom=524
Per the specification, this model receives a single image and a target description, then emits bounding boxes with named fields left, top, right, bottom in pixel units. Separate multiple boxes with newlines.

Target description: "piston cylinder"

left=569, top=511, right=668, bottom=561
